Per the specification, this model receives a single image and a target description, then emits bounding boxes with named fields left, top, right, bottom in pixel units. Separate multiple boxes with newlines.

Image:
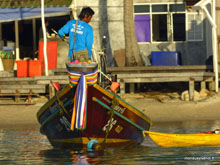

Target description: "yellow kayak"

left=145, top=130, right=220, bottom=147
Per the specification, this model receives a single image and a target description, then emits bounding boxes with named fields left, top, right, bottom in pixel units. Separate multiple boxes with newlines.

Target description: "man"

left=39, top=20, right=51, bottom=39
left=58, top=7, right=95, bottom=62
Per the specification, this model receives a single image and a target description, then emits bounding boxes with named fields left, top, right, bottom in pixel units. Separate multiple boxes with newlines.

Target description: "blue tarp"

left=0, top=7, right=70, bottom=22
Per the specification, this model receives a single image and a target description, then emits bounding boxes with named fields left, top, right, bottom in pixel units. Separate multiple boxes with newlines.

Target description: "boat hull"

left=147, top=131, right=220, bottom=147
left=37, top=84, right=151, bottom=149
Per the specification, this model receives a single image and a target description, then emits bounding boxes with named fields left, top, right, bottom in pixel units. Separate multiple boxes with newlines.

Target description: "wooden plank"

left=37, top=79, right=69, bottom=85
left=0, top=89, right=45, bottom=94
left=107, top=65, right=212, bottom=73
left=51, top=68, right=68, bottom=75
left=0, top=81, right=36, bottom=85
left=204, top=77, right=214, bottom=81
left=118, top=77, right=213, bottom=83
left=0, top=77, right=35, bottom=81
left=0, top=102, right=36, bottom=105
left=0, top=84, right=45, bottom=89
left=0, top=93, right=39, bottom=96
left=120, top=77, right=190, bottom=83
left=117, top=72, right=211, bottom=78
left=0, top=75, right=68, bottom=82
left=204, top=72, right=215, bottom=76
left=52, top=68, right=67, bottom=72
left=34, top=75, right=68, bottom=80
left=0, top=84, right=46, bottom=94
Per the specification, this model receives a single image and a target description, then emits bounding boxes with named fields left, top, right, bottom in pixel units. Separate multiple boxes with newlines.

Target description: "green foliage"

left=0, top=51, right=15, bottom=59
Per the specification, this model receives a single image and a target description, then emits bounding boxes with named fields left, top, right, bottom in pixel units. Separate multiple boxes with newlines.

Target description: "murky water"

left=1, top=121, right=220, bottom=164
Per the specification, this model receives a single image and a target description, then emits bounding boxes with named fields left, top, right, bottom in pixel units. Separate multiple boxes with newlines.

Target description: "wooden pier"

left=0, top=65, right=216, bottom=103
left=107, top=65, right=215, bottom=100
left=0, top=70, right=69, bottom=104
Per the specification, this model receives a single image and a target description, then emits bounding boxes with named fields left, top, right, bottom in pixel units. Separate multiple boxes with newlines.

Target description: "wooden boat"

left=145, top=130, right=220, bottom=147
left=37, top=63, right=151, bottom=149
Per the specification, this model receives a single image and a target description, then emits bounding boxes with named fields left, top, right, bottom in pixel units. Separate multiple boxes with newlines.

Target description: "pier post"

left=189, top=78, right=195, bottom=101
left=119, top=79, right=125, bottom=97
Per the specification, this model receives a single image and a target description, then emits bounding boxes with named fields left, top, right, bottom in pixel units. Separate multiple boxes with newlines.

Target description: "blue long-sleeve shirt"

left=58, top=19, right=93, bottom=59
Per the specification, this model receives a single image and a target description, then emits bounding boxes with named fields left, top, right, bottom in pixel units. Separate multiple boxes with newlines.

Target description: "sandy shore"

left=0, top=104, right=42, bottom=128
left=124, top=92, right=220, bottom=122
left=0, top=92, right=220, bottom=128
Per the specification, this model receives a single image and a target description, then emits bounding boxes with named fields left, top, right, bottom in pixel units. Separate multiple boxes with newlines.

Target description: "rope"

left=55, top=92, right=71, bottom=118
left=81, top=130, right=91, bottom=141
left=102, top=91, right=119, bottom=144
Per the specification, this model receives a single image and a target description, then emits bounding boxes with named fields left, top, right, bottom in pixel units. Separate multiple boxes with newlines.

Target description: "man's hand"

left=62, top=36, right=66, bottom=41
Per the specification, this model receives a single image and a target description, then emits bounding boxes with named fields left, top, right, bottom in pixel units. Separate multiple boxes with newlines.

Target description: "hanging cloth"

left=67, top=67, right=98, bottom=130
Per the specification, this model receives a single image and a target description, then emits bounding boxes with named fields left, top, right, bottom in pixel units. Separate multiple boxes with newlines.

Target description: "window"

left=134, top=5, right=150, bottom=13
left=170, top=4, right=185, bottom=12
left=135, top=15, right=151, bottom=42
left=134, top=3, right=194, bottom=43
left=152, top=14, right=168, bottom=41
left=187, top=13, right=203, bottom=41
left=152, top=5, right=167, bottom=12
left=173, top=14, right=186, bottom=41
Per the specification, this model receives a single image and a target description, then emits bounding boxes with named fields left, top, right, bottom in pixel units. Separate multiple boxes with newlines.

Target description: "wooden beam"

left=130, top=83, right=135, bottom=94
left=117, top=72, right=212, bottom=78
left=201, top=81, right=206, bottom=90
left=119, top=79, right=125, bottom=97
left=120, top=77, right=213, bottom=83
left=107, top=65, right=212, bottom=73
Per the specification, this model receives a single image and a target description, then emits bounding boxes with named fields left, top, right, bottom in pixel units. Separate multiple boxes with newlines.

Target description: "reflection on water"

left=1, top=121, right=220, bottom=164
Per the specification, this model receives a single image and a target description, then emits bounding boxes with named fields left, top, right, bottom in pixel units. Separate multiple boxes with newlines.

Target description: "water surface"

left=1, top=120, right=220, bottom=164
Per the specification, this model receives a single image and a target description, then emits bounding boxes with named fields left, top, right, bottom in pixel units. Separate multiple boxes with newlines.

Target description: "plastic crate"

left=16, top=60, right=28, bottom=77
left=151, top=51, right=181, bottom=66
left=29, top=60, right=43, bottom=77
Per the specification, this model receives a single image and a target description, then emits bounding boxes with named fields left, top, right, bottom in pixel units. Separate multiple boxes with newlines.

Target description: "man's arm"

left=58, top=21, right=71, bottom=38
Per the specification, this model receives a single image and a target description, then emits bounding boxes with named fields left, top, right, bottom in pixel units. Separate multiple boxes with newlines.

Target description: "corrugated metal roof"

left=0, top=0, right=72, bottom=8
left=0, top=0, right=202, bottom=8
